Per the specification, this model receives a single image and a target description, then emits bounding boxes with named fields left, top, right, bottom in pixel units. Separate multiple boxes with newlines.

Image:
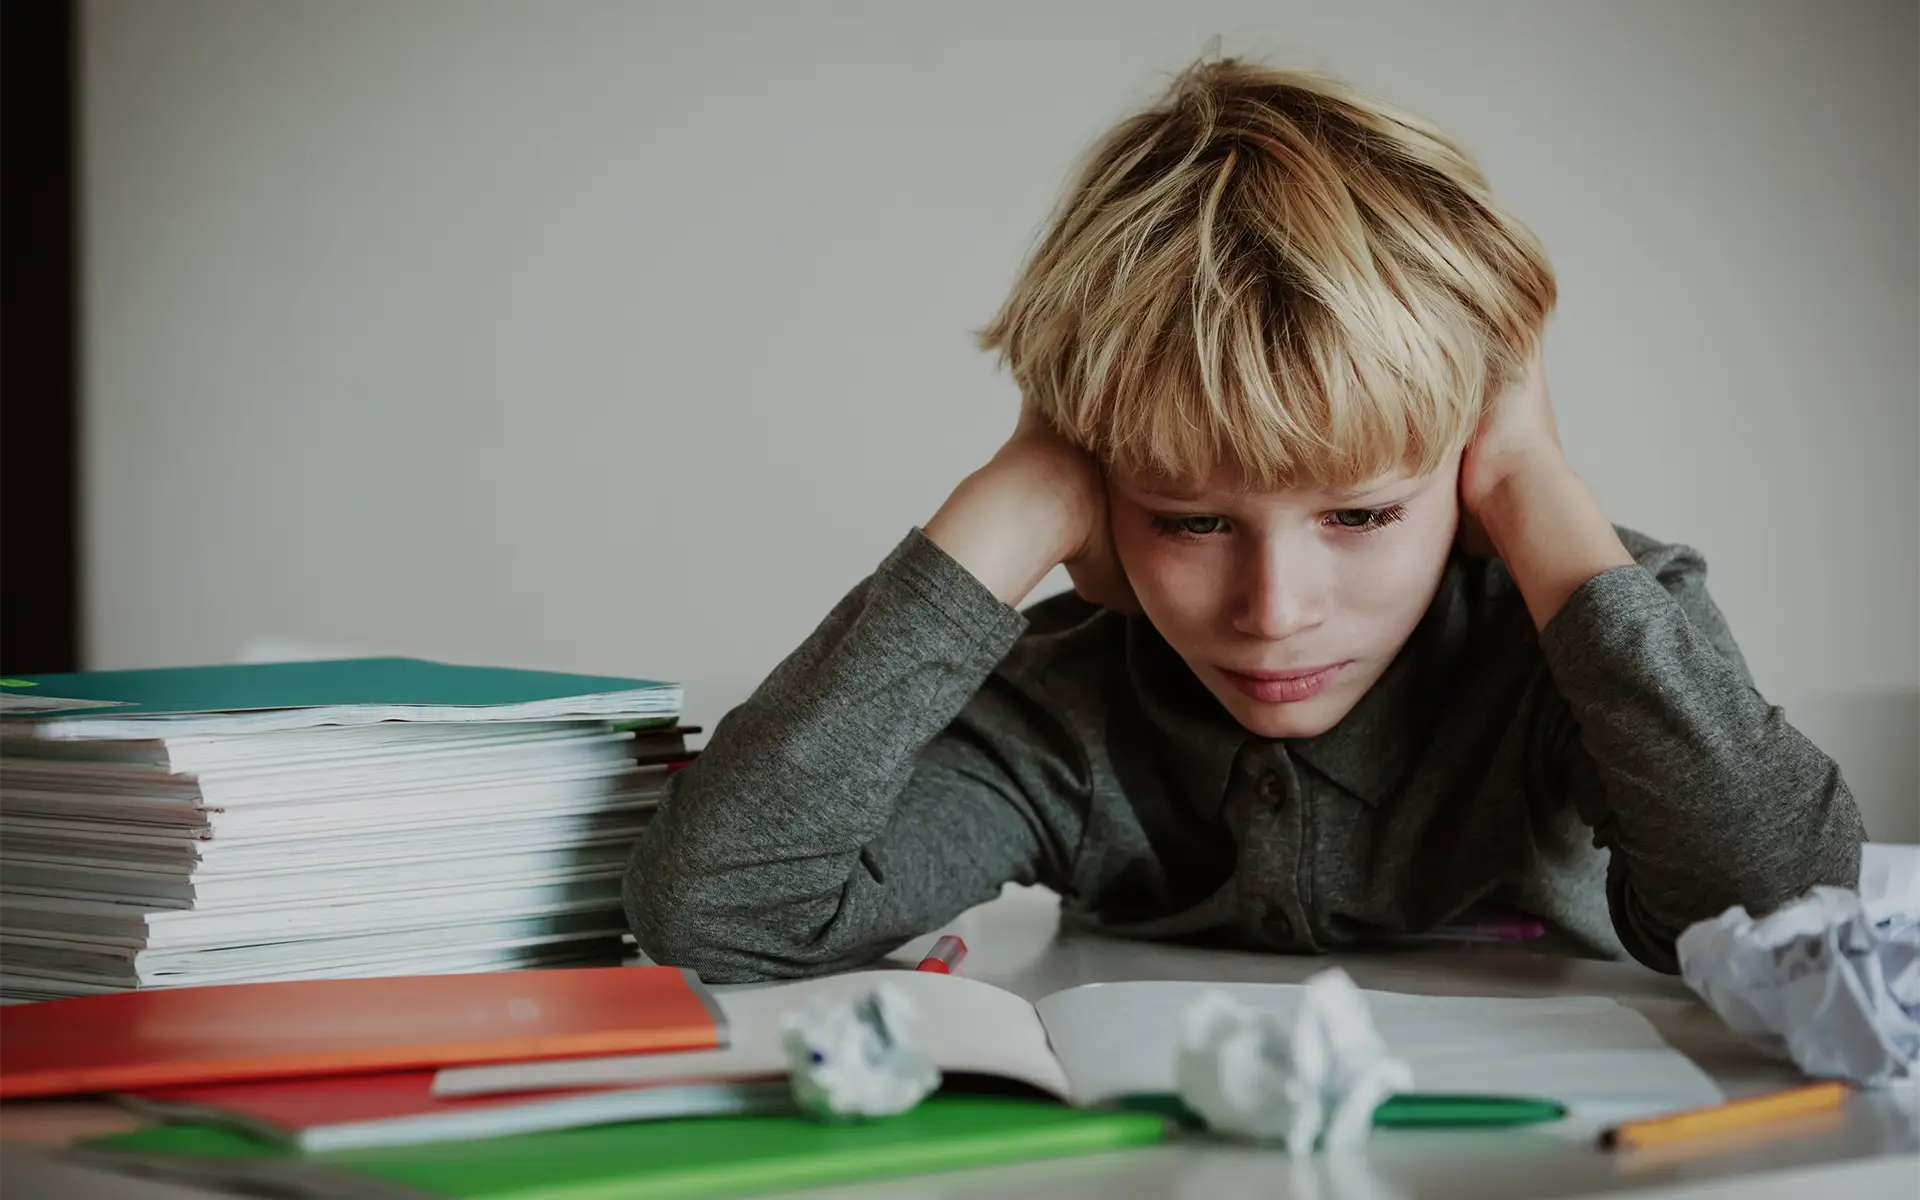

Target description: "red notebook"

left=123, top=1070, right=792, bottom=1151
left=0, top=966, right=723, bottom=1100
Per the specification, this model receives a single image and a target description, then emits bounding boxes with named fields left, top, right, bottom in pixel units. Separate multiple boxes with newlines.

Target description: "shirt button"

left=1259, top=773, right=1285, bottom=801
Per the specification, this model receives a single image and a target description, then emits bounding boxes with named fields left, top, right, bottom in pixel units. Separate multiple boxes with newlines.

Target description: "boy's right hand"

left=925, top=408, right=1140, bottom=612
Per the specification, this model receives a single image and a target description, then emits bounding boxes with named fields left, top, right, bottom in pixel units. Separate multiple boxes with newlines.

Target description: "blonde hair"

left=979, top=58, right=1556, bottom=490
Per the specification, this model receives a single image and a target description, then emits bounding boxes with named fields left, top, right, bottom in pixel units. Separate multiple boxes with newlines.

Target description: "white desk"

left=4, top=886, right=1916, bottom=1199
left=817, top=885, right=1919, bottom=1200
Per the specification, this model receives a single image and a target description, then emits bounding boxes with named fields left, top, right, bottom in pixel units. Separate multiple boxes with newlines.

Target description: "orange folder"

left=0, top=966, right=723, bottom=1100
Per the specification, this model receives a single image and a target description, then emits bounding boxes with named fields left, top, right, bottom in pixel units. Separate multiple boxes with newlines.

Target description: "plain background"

left=81, top=0, right=1917, bottom=839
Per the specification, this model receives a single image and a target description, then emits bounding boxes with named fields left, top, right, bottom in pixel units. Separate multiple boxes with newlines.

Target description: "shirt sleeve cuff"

left=875, top=527, right=1029, bottom=652
left=1536, top=563, right=1673, bottom=673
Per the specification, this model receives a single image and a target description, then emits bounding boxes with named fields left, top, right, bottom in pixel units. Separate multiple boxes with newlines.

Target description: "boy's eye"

left=1152, top=515, right=1227, bottom=537
left=1327, top=505, right=1408, bottom=532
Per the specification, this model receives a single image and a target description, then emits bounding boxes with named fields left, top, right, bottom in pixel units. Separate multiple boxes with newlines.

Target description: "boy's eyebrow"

left=1116, top=470, right=1200, bottom=499
left=1326, top=474, right=1421, bottom=502
left=1126, top=470, right=1427, bottom=503
left=1134, top=482, right=1214, bottom=501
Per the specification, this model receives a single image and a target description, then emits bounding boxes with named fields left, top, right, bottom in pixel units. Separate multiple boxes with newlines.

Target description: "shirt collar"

left=1127, top=556, right=1476, bottom=812
left=1126, top=617, right=1250, bottom=821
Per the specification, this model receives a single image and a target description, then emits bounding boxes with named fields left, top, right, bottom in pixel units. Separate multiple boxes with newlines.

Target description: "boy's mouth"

left=1216, top=662, right=1347, bottom=704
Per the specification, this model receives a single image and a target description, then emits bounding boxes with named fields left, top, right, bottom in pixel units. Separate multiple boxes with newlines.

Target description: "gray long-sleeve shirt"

left=626, top=527, right=1865, bottom=983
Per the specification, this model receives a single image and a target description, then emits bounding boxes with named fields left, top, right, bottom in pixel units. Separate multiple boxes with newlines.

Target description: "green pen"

left=1115, top=1092, right=1567, bottom=1130
left=1371, top=1093, right=1567, bottom=1127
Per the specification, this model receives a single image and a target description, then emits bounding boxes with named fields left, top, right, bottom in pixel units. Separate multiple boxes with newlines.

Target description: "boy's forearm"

left=626, top=531, right=1037, bottom=981
left=1534, top=553, right=1863, bottom=968
left=1476, top=456, right=1636, bottom=630
left=924, top=465, right=1081, bottom=607
left=1475, top=454, right=1862, bottom=964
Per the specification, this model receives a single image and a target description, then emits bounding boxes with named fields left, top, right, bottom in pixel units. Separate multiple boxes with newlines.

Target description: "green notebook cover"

left=0, top=658, right=676, bottom=723
left=87, top=1097, right=1167, bottom=1200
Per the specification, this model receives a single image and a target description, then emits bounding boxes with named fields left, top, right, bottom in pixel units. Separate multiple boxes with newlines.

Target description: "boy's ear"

left=1447, top=441, right=1497, bottom=559
left=1066, top=538, right=1143, bottom=614
left=1066, top=479, right=1143, bottom=615
left=1453, top=497, right=1497, bottom=560
left=1068, top=556, right=1143, bottom=615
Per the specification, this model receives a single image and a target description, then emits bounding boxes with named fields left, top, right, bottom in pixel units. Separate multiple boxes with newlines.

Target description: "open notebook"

left=436, top=972, right=1724, bottom=1135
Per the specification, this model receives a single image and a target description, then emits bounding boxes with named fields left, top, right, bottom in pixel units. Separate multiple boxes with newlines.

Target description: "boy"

left=625, top=59, right=1863, bottom=983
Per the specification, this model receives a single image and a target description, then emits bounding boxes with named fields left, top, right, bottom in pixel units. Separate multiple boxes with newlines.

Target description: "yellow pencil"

left=1600, top=1081, right=1852, bottom=1151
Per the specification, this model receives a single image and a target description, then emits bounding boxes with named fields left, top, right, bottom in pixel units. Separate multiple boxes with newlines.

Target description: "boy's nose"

left=1231, top=551, right=1328, bottom=640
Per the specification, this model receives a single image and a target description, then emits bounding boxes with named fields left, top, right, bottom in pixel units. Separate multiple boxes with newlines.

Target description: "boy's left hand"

left=1454, top=345, right=1636, bottom=628
left=1456, top=349, right=1565, bottom=558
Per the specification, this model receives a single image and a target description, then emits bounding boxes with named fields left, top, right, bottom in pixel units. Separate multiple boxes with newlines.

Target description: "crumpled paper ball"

left=1678, top=882, right=1920, bottom=1087
left=1175, top=968, right=1414, bottom=1151
left=780, top=982, right=942, bottom=1120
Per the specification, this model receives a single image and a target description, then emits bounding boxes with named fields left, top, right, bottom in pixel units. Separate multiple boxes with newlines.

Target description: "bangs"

left=981, top=59, right=1554, bottom=491
left=1055, top=249, right=1494, bottom=493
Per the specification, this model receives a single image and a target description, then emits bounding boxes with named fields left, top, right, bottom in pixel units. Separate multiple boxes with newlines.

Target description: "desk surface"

left=4, top=885, right=1916, bottom=1199
left=851, top=887, right=1920, bottom=1200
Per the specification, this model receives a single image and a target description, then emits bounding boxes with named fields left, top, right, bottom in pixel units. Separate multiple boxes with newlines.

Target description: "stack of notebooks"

left=0, top=658, right=687, bottom=1001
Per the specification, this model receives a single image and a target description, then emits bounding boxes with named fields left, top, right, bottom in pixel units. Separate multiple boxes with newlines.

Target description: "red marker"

left=915, top=935, right=967, bottom=975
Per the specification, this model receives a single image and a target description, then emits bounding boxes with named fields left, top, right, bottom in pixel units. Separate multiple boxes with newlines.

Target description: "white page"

left=1, top=877, right=622, bottom=947
left=0, top=792, right=657, bottom=846
left=1, top=722, right=632, bottom=776
left=8, top=923, right=627, bottom=986
left=168, top=723, right=649, bottom=773
left=5, top=847, right=629, bottom=907
left=1, top=817, right=646, bottom=874
left=1, top=909, right=620, bottom=968
left=3, top=837, right=625, bottom=883
left=8, top=933, right=621, bottom=985
left=0, top=940, right=619, bottom=999
left=433, top=972, right=1070, bottom=1100
left=0, top=745, right=650, bottom=806
left=1036, top=980, right=1723, bottom=1124
left=198, top=746, right=647, bottom=805
left=198, top=734, right=631, bottom=777
left=136, top=932, right=626, bottom=983
left=0, top=768, right=638, bottom=817
left=209, top=784, right=659, bottom=831
left=203, top=793, right=658, bottom=836
left=12, top=687, right=681, bottom=740
left=2, top=816, right=209, bottom=841
left=0, top=755, right=648, bottom=804
left=0, top=772, right=659, bottom=830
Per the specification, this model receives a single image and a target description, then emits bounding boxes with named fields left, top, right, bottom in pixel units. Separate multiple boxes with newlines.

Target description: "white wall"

left=83, top=0, right=1918, bottom=839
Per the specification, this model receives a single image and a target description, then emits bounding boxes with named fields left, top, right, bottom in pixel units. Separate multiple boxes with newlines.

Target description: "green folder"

left=84, top=1097, right=1168, bottom=1200
left=0, top=657, right=680, bottom=735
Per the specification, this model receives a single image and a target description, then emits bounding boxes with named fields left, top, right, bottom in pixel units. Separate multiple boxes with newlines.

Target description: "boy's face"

left=1108, top=454, right=1462, bottom=739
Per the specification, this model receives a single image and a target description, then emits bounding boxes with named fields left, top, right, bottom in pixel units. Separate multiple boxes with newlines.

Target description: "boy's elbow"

left=622, top=820, right=907, bottom=983
left=1743, top=764, right=1866, bottom=914
left=623, top=851, right=873, bottom=984
left=622, top=859, right=771, bottom=984
left=1681, top=756, right=1866, bottom=916
left=1619, top=768, right=1868, bottom=973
